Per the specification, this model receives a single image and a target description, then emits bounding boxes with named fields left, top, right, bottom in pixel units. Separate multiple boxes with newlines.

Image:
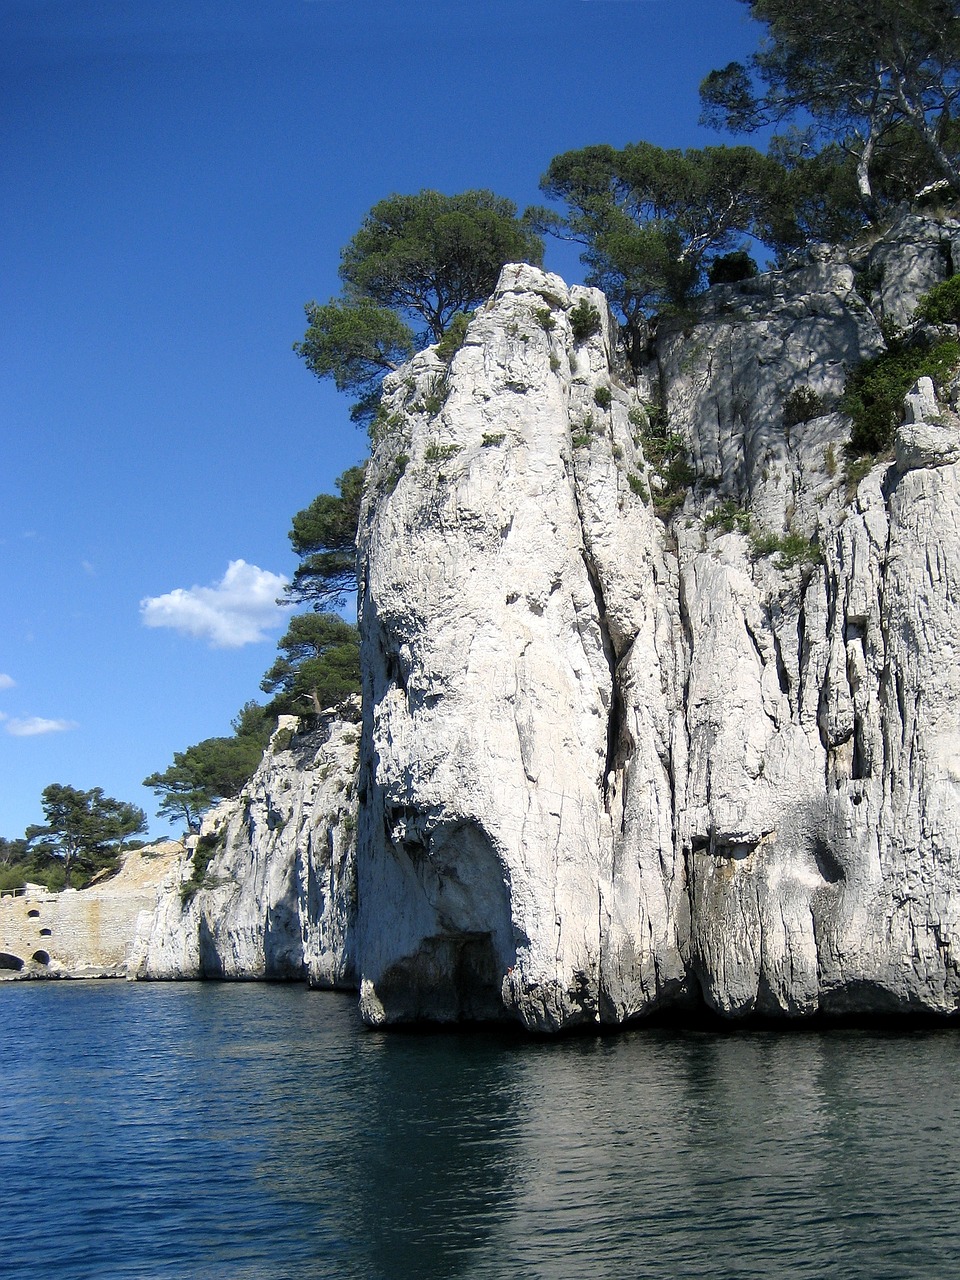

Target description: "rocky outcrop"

left=355, top=211, right=960, bottom=1029
left=134, top=714, right=359, bottom=986
left=133, top=210, right=960, bottom=1029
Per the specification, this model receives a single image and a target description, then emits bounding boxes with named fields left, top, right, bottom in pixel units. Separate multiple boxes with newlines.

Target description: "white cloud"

left=6, top=716, right=79, bottom=737
left=140, top=559, right=290, bottom=649
left=0, top=674, right=14, bottom=690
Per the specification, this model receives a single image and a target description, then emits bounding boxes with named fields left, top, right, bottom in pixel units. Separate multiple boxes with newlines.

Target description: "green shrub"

left=369, top=406, right=405, bottom=445
left=852, top=260, right=884, bottom=299
left=708, top=250, right=758, bottom=286
left=642, top=428, right=686, bottom=469
left=654, top=455, right=695, bottom=516
left=385, top=453, right=409, bottom=494
left=705, top=500, right=752, bottom=534
left=914, top=275, right=960, bottom=328
left=0, top=865, right=26, bottom=893
left=180, top=833, right=222, bottom=903
left=783, top=386, right=826, bottom=427
left=421, top=374, right=450, bottom=417
left=569, top=298, right=602, bottom=343
left=435, top=311, right=470, bottom=362
left=627, top=472, right=649, bottom=500
left=842, top=337, right=960, bottom=455
left=593, top=385, right=613, bottom=409
left=750, top=530, right=821, bottom=569
left=43, top=863, right=67, bottom=892
left=0, top=857, right=70, bottom=893
left=572, top=433, right=590, bottom=449
left=843, top=452, right=874, bottom=495
left=481, top=432, right=506, bottom=447
left=629, top=402, right=694, bottom=519
left=653, top=486, right=689, bottom=520
left=549, top=353, right=562, bottom=372
left=424, top=442, right=462, bottom=464
left=534, top=306, right=556, bottom=331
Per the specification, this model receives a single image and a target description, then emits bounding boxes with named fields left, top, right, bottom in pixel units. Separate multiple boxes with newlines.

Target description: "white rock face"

left=860, top=211, right=960, bottom=327
left=135, top=714, right=359, bottom=987
left=355, top=215, right=960, bottom=1028
left=135, top=212, right=960, bottom=1029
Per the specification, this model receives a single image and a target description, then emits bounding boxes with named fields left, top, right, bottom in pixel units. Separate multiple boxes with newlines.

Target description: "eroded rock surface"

left=137, top=212, right=960, bottom=1030
left=135, top=713, right=359, bottom=986
left=355, top=214, right=960, bottom=1028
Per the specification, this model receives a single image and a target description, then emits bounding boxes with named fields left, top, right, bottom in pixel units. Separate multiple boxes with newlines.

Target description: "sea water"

left=2, top=981, right=959, bottom=1279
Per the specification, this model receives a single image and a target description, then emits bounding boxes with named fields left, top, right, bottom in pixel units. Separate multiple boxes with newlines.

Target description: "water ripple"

left=2, top=985, right=960, bottom=1278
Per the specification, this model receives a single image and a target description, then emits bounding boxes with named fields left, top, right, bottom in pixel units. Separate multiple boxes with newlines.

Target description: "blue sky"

left=1, top=0, right=760, bottom=839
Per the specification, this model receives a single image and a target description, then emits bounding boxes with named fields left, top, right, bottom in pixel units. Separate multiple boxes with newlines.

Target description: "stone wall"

left=0, top=843, right=182, bottom=978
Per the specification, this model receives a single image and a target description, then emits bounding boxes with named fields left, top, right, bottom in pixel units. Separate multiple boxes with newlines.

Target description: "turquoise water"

left=2, top=982, right=959, bottom=1279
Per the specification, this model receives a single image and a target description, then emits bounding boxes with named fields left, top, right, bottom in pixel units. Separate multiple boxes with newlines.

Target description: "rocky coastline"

left=131, top=212, right=960, bottom=1030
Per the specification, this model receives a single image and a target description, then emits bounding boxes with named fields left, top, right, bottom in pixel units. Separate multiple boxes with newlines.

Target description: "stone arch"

left=0, top=952, right=24, bottom=971
left=31, top=950, right=50, bottom=966
left=27, top=909, right=40, bottom=918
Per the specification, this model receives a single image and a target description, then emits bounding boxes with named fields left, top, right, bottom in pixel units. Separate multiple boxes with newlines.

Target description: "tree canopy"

left=533, top=141, right=784, bottom=361
left=284, top=464, right=364, bottom=611
left=24, top=783, right=147, bottom=887
left=294, top=300, right=415, bottom=425
left=295, top=189, right=543, bottom=425
left=339, top=189, right=544, bottom=341
left=700, top=0, right=960, bottom=210
left=260, top=612, right=361, bottom=719
left=143, top=733, right=267, bottom=833
left=0, top=836, right=28, bottom=865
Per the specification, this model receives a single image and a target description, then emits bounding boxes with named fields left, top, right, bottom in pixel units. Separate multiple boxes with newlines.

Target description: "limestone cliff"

left=135, top=713, right=359, bottom=986
left=142, top=210, right=960, bottom=1031
left=356, top=210, right=960, bottom=1029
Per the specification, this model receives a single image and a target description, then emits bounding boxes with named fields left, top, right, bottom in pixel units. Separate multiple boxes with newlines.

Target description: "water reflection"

left=2, top=985, right=960, bottom=1280
left=347, top=1031, right=522, bottom=1279
left=445, top=1030, right=960, bottom=1280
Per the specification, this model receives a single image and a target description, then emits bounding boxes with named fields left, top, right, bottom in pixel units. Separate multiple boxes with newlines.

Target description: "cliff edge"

left=144, top=211, right=960, bottom=1031
left=355, top=211, right=960, bottom=1029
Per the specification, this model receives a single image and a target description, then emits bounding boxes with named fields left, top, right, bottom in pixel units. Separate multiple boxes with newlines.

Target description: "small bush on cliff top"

left=569, top=298, right=602, bottom=343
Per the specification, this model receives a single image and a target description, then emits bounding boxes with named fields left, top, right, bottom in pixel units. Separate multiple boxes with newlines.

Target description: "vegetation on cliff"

left=260, top=612, right=361, bottom=721
left=0, top=784, right=148, bottom=892
left=142, top=726, right=271, bottom=834
left=138, top=0, right=960, bottom=846
left=294, top=189, right=542, bottom=425
left=282, top=464, right=365, bottom=612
